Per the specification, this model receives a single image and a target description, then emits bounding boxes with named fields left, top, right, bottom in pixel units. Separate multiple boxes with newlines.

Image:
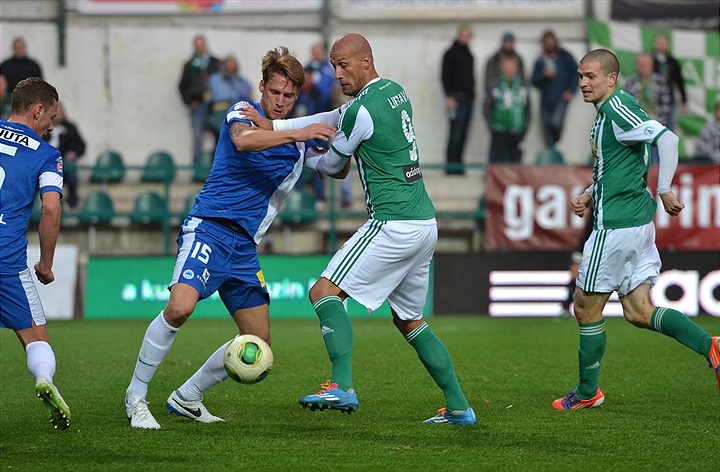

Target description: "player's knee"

left=308, top=277, right=340, bottom=305
left=162, top=305, right=192, bottom=328
left=620, top=302, right=652, bottom=328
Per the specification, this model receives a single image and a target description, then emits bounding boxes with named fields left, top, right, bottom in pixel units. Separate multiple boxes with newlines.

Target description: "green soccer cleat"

left=35, top=377, right=71, bottom=430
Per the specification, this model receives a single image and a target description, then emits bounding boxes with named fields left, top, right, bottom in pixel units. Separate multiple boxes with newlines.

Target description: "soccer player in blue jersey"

left=0, top=77, right=71, bottom=430
left=124, top=47, right=337, bottom=429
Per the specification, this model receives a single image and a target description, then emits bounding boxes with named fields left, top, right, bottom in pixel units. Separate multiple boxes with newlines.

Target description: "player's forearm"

left=232, top=128, right=304, bottom=152
left=305, top=147, right=350, bottom=176
left=656, top=130, right=679, bottom=195
left=37, top=200, right=61, bottom=269
left=273, top=109, right=340, bottom=131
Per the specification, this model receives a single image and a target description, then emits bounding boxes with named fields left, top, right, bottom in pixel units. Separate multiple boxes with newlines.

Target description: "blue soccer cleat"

left=423, top=407, right=477, bottom=425
left=299, top=380, right=358, bottom=413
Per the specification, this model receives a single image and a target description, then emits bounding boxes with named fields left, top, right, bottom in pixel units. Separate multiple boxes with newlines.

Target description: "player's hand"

left=240, top=105, right=272, bottom=130
left=34, top=262, right=55, bottom=285
left=571, top=192, right=592, bottom=217
left=659, top=191, right=684, bottom=217
left=296, top=124, right=336, bottom=143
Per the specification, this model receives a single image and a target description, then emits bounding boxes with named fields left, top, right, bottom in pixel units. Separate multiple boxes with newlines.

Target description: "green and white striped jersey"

left=589, top=90, right=667, bottom=230
left=332, top=78, right=435, bottom=221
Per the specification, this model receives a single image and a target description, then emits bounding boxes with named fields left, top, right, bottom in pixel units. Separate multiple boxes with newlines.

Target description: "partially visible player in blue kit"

left=0, top=77, right=71, bottom=430
left=124, top=47, right=338, bottom=429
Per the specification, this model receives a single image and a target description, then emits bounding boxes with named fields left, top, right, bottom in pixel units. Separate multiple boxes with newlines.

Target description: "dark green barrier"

left=86, top=255, right=433, bottom=319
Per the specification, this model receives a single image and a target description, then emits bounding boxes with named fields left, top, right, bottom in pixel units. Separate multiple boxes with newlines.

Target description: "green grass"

left=1, top=316, right=718, bottom=471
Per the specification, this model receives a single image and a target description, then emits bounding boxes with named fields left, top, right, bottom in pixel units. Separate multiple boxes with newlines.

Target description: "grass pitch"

left=1, top=316, right=718, bottom=471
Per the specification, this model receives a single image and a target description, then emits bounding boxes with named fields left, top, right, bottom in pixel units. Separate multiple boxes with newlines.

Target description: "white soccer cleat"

left=166, top=390, right=224, bottom=423
left=125, top=395, right=161, bottom=429
left=35, top=377, right=71, bottom=430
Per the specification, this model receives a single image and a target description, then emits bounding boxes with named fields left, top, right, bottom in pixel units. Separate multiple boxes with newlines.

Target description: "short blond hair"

left=261, top=47, right=305, bottom=90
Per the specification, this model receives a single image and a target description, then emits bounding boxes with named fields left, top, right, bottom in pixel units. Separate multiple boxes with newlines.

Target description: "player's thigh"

left=170, top=218, right=234, bottom=301
left=0, top=270, right=46, bottom=332
left=387, top=222, right=437, bottom=321
left=218, top=233, right=270, bottom=315
left=231, top=304, right=271, bottom=344
left=577, top=223, right=657, bottom=296
left=323, top=219, right=436, bottom=315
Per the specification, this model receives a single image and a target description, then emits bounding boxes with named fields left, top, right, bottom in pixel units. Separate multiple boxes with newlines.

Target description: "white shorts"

left=577, top=221, right=661, bottom=297
left=322, top=218, right=437, bottom=321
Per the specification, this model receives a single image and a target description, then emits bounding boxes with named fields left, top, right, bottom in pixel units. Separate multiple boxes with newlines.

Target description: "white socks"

left=126, top=312, right=178, bottom=399
left=26, top=340, right=56, bottom=382
left=176, top=340, right=231, bottom=401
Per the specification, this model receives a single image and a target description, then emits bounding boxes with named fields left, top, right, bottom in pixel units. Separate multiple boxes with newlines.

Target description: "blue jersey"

left=189, top=100, right=310, bottom=244
left=0, top=121, right=63, bottom=273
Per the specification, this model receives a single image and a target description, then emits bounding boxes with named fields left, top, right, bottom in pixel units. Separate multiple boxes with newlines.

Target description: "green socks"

left=314, top=296, right=354, bottom=391
left=406, top=322, right=469, bottom=412
left=650, top=307, right=712, bottom=357
left=577, top=320, right=606, bottom=399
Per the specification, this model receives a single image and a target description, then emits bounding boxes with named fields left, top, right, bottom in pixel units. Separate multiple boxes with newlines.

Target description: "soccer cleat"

left=423, top=407, right=477, bottom=425
left=125, top=395, right=161, bottom=429
left=166, top=390, right=224, bottom=423
left=552, top=389, right=605, bottom=410
left=708, top=336, right=720, bottom=390
left=35, top=377, right=71, bottom=431
left=298, top=380, right=359, bottom=413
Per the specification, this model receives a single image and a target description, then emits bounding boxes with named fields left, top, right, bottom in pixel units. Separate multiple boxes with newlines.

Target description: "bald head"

left=331, top=33, right=374, bottom=62
left=329, top=33, right=379, bottom=97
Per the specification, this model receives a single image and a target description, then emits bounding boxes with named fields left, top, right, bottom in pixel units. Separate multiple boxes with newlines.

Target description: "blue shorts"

left=170, top=217, right=269, bottom=314
left=0, top=269, right=46, bottom=330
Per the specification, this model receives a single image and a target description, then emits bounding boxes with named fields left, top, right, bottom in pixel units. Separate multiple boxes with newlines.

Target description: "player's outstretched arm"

left=229, top=121, right=335, bottom=152
left=239, top=105, right=341, bottom=132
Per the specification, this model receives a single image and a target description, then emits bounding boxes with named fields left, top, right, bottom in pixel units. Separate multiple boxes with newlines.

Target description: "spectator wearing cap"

left=484, top=32, right=525, bottom=91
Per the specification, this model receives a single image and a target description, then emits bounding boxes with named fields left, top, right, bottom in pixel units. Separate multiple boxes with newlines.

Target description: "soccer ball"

left=223, top=334, right=273, bottom=384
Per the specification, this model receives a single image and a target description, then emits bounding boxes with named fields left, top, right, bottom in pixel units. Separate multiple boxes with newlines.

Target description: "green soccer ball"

left=223, top=334, right=273, bottom=384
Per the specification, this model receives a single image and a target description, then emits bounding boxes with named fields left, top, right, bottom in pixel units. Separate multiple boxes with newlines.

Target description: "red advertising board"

left=485, top=164, right=719, bottom=251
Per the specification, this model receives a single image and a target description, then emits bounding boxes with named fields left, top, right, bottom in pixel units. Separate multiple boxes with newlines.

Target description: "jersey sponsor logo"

left=57, top=156, right=63, bottom=173
left=0, top=129, right=40, bottom=150
left=403, top=163, right=423, bottom=183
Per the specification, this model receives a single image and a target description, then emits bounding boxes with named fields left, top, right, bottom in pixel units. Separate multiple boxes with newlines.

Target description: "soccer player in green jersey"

left=552, top=49, right=719, bottom=410
left=244, top=33, right=475, bottom=425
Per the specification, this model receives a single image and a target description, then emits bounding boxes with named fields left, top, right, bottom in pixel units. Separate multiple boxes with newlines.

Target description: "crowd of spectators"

left=440, top=28, right=716, bottom=167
